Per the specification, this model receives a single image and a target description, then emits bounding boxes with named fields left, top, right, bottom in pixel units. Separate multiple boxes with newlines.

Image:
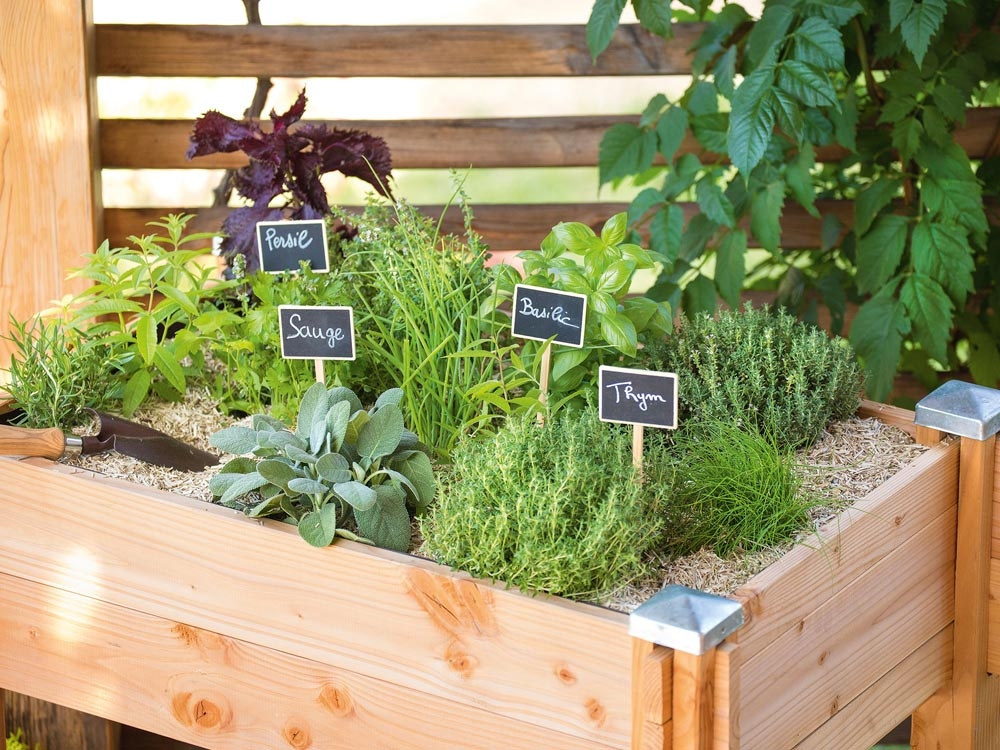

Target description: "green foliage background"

left=588, top=0, right=1000, bottom=402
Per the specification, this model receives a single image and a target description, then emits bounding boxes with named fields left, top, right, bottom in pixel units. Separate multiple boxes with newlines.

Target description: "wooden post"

left=631, top=639, right=672, bottom=750
left=912, top=381, right=1000, bottom=749
left=4, top=693, right=120, bottom=750
left=629, top=585, right=744, bottom=750
left=0, top=0, right=101, bottom=370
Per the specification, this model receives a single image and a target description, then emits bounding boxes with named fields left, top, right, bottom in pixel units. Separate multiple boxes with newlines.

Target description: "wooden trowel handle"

left=0, top=424, right=69, bottom=459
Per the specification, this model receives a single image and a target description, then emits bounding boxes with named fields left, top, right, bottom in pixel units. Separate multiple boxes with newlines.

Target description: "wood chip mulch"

left=62, top=393, right=930, bottom=613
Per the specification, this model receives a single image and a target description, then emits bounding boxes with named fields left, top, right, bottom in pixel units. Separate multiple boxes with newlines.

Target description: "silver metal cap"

left=914, top=380, right=1000, bottom=440
left=628, top=584, right=744, bottom=655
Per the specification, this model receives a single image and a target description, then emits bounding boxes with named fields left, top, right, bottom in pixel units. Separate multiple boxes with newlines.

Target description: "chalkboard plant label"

left=598, top=365, right=678, bottom=429
left=256, top=219, right=329, bottom=273
left=511, top=283, right=587, bottom=348
left=278, top=305, right=355, bottom=360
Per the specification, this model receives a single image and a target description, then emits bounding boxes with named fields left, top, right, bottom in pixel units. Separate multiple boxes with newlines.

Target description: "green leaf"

left=298, top=504, right=339, bottom=547
left=910, top=221, right=975, bottom=305
left=832, top=86, right=858, bottom=151
left=210, top=425, right=258, bottom=454
left=746, top=4, right=794, bottom=68
left=785, top=144, right=819, bottom=217
left=712, top=45, right=738, bottom=99
left=750, top=179, right=784, bottom=253
left=354, top=484, right=410, bottom=552
left=682, top=273, right=718, bottom=316
left=598, top=123, right=657, bottom=185
left=631, top=0, right=672, bottom=38
left=594, top=260, right=633, bottom=296
left=134, top=313, right=157, bottom=366
left=374, top=387, right=404, bottom=410
left=257, top=459, right=301, bottom=492
left=649, top=203, right=684, bottom=262
left=715, top=230, right=747, bottom=308
left=856, top=214, right=909, bottom=294
left=219, top=471, right=269, bottom=506
left=792, top=17, right=844, bottom=69
left=335, top=480, right=378, bottom=511
left=696, top=178, right=736, bottom=228
left=855, top=177, right=902, bottom=236
left=288, top=477, right=330, bottom=495
left=587, top=0, right=628, bottom=60
left=922, top=177, right=988, bottom=242
left=599, top=312, right=638, bottom=357
left=316, top=452, right=352, bottom=483
left=121, top=368, right=151, bottom=417
left=325, top=400, right=352, bottom=453
left=690, top=112, right=729, bottom=154
left=897, top=0, right=948, bottom=66
left=900, top=273, right=953, bottom=362
left=849, top=284, right=907, bottom=402
left=552, top=221, right=598, bottom=253
left=728, top=66, right=777, bottom=174
left=389, top=450, right=435, bottom=513
left=639, top=93, right=668, bottom=127
left=892, top=116, right=924, bottom=160
left=295, top=381, right=329, bottom=441
left=152, top=347, right=186, bottom=394
left=357, top=404, right=404, bottom=463
left=655, top=106, right=689, bottom=164
left=155, top=283, right=198, bottom=317
left=551, top=347, right=590, bottom=383
left=778, top=60, right=838, bottom=108
left=600, top=212, right=628, bottom=246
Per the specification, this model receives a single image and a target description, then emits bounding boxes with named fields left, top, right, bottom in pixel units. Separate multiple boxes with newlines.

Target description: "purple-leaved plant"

left=187, top=88, right=393, bottom=272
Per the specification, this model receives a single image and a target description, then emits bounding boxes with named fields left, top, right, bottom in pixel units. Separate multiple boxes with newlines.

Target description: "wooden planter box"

left=0, top=392, right=998, bottom=750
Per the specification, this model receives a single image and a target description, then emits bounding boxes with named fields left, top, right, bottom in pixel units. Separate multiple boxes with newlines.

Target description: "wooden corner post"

left=629, top=585, right=744, bottom=750
left=913, top=381, right=1000, bottom=749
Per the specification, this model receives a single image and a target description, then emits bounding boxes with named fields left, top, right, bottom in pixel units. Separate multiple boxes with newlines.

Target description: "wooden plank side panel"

left=99, top=108, right=1000, bottom=170
left=990, top=436, right=1000, bottom=560
left=729, top=441, right=958, bottom=662
left=0, top=572, right=615, bottom=750
left=734, top=506, right=955, bottom=750
left=95, top=23, right=703, bottom=78
left=0, top=458, right=632, bottom=747
left=988, top=557, right=1000, bottom=673
left=792, top=626, right=952, bottom=750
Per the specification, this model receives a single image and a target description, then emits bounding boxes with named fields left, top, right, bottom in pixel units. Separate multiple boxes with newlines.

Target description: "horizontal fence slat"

left=103, top=199, right=857, bottom=256
left=100, top=108, right=1000, bottom=170
left=95, top=23, right=702, bottom=78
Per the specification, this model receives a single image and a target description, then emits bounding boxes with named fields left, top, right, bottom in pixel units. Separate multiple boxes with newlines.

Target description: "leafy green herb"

left=336, top=188, right=503, bottom=458
left=209, top=382, right=434, bottom=552
left=668, top=419, right=814, bottom=556
left=65, top=214, right=233, bottom=415
left=639, top=303, right=863, bottom=448
left=3, top=314, right=121, bottom=428
left=422, top=404, right=669, bottom=599
left=487, top=212, right=672, bottom=406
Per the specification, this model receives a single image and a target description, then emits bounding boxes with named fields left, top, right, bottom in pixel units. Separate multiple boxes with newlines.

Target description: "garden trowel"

left=0, top=409, right=220, bottom=471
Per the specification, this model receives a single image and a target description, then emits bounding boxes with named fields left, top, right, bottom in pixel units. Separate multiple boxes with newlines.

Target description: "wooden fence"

left=2, top=2, right=999, bottom=367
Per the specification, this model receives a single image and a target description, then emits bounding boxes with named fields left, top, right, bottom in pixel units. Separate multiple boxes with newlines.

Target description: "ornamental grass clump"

left=667, top=419, right=815, bottom=557
left=639, top=303, right=864, bottom=449
left=421, top=405, right=669, bottom=599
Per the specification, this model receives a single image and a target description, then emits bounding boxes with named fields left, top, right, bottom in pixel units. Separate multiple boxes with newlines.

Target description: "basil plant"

left=209, top=382, right=434, bottom=551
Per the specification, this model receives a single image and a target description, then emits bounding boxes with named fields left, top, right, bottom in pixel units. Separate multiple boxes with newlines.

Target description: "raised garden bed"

left=0, top=398, right=975, bottom=749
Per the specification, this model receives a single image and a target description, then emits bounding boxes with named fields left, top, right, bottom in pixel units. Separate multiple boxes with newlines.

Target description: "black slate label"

left=278, top=305, right=355, bottom=360
left=598, top=365, right=678, bottom=429
left=511, top=284, right=587, bottom=348
left=256, top=219, right=329, bottom=273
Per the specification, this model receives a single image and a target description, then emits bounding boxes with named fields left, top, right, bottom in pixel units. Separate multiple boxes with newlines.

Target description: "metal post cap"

left=628, top=584, right=744, bottom=655
left=914, top=380, right=1000, bottom=440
